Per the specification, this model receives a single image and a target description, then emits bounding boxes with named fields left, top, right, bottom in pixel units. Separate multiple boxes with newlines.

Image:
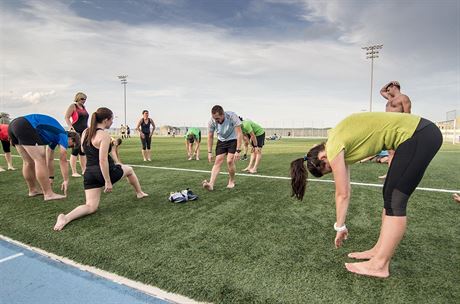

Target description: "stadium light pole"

left=117, top=75, right=128, bottom=126
left=362, top=44, right=383, bottom=112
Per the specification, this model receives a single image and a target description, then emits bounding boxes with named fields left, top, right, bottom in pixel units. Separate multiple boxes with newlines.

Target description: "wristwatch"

left=236, top=149, right=241, bottom=153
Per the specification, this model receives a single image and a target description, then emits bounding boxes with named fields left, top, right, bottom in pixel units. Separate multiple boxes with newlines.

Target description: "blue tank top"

left=23, top=114, right=68, bottom=149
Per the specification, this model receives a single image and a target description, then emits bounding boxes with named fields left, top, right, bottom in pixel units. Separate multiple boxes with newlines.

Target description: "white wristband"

left=334, top=222, right=347, bottom=232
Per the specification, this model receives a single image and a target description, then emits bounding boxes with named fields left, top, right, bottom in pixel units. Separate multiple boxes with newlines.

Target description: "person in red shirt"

left=0, top=124, right=16, bottom=172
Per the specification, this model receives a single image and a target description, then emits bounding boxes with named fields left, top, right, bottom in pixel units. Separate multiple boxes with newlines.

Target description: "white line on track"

left=0, top=252, right=24, bottom=264
left=4, top=154, right=459, bottom=193
left=128, top=164, right=460, bottom=194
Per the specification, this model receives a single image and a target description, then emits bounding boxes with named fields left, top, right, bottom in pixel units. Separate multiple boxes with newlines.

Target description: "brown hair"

left=83, top=107, right=113, bottom=146
left=67, top=131, right=80, bottom=149
left=290, top=142, right=326, bottom=201
left=211, top=105, right=224, bottom=115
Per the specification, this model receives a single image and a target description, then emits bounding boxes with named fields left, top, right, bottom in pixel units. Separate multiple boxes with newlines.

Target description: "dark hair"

left=142, top=110, right=149, bottom=114
left=83, top=107, right=113, bottom=146
left=211, top=105, right=224, bottom=115
left=115, top=138, right=122, bottom=145
left=239, top=116, right=244, bottom=121
left=290, top=142, right=326, bottom=201
left=67, top=131, right=80, bottom=148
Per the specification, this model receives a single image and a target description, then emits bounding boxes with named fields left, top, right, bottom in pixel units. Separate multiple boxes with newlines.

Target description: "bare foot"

left=348, top=249, right=376, bottom=260
left=72, top=173, right=82, bottom=177
left=136, top=192, right=149, bottom=199
left=242, top=167, right=250, bottom=172
left=54, top=214, right=68, bottom=231
left=202, top=180, right=214, bottom=191
left=188, top=157, right=193, bottom=161
left=29, top=190, right=44, bottom=197
left=44, top=193, right=66, bottom=201
left=453, top=193, right=460, bottom=203
left=0, top=167, right=5, bottom=172
left=248, top=169, right=257, bottom=174
left=147, top=158, right=151, bottom=161
left=345, top=261, right=390, bottom=278
left=378, top=174, right=387, bottom=180
left=227, top=181, right=235, bottom=189
left=195, top=157, right=200, bottom=161
left=7, top=167, right=17, bottom=171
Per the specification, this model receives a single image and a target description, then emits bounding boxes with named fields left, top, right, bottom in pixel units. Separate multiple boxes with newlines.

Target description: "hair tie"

left=303, top=155, right=309, bottom=162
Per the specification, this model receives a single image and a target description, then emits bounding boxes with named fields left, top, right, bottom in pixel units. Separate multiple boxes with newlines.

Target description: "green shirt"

left=326, top=112, right=421, bottom=164
left=241, top=120, right=264, bottom=136
left=184, top=127, right=201, bottom=139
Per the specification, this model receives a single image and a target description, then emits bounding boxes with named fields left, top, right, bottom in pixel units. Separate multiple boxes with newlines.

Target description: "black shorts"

left=1, top=140, right=10, bottom=153
left=251, top=133, right=265, bottom=148
left=141, top=133, right=152, bottom=150
left=383, top=118, right=442, bottom=216
left=8, top=117, right=44, bottom=146
left=216, top=139, right=237, bottom=156
left=83, top=164, right=124, bottom=190
left=71, top=131, right=85, bottom=156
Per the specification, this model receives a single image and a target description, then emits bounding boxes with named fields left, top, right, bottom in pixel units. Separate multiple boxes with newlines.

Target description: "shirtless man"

left=379, top=81, right=412, bottom=179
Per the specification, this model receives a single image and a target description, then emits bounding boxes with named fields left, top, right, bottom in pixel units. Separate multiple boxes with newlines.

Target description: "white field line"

left=0, top=235, right=208, bottom=304
left=129, top=164, right=460, bottom=194
left=0, top=252, right=24, bottom=264
left=4, top=154, right=459, bottom=193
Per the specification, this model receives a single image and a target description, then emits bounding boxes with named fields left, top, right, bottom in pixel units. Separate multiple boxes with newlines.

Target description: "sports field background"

left=0, top=137, right=459, bottom=303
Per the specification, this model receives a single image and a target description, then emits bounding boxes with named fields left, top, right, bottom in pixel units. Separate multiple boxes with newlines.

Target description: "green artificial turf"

left=0, top=137, right=459, bottom=303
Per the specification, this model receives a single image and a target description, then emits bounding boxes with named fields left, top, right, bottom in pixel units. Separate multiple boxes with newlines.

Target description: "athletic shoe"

left=241, top=154, right=248, bottom=161
left=181, top=188, right=198, bottom=201
left=168, top=192, right=187, bottom=203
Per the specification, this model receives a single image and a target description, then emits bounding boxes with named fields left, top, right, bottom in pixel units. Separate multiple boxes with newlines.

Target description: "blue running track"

left=0, top=239, right=171, bottom=304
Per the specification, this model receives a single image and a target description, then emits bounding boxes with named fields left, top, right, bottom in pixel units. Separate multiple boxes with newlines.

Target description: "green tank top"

left=241, top=120, right=264, bottom=136
left=184, top=127, right=201, bottom=139
left=326, top=112, right=421, bottom=164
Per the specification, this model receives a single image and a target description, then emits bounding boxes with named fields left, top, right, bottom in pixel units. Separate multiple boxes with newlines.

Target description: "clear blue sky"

left=1, top=0, right=458, bottom=128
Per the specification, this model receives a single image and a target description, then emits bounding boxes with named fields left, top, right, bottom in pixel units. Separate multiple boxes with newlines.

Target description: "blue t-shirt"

left=24, top=114, right=68, bottom=149
left=208, top=111, right=241, bottom=141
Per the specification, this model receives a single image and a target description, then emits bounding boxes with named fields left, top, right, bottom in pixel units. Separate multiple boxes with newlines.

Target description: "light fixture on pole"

left=362, top=44, right=383, bottom=112
left=117, top=75, right=128, bottom=126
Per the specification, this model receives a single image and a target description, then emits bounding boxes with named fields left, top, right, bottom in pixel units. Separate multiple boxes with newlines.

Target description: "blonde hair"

left=74, top=92, right=87, bottom=104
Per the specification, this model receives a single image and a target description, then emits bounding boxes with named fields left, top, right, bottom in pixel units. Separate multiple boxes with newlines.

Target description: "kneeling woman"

left=290, top=112, right=442, bottom=278
left=54, top=107, right=148, bottom=231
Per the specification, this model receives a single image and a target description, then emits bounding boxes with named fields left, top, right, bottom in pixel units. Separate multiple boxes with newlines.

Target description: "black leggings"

left=383, top=119, right=442, bottom=216
left=1, top=140, right=10, bottom=153
left=141, top=133, right=151, bottom=150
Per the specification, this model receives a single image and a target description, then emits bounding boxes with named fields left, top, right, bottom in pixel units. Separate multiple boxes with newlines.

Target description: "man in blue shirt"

left=8, top=114, right=80, bottom=201
left=203, top=105, right=243, bottom=191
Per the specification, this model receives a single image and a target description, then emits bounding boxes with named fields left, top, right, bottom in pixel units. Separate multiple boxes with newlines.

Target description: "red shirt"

left=0, top=124, right=8, bottom=141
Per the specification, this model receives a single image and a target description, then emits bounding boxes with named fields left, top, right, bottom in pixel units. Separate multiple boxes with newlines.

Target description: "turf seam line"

left=0, top=235, right=208, bottom=304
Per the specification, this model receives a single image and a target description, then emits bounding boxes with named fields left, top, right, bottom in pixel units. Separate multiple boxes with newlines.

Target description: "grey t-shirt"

left=208, top=111, right=242, bottom=141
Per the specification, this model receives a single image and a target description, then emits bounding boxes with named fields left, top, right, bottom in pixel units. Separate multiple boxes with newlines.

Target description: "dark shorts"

left=1, top=140, right=10, bottom=153
left=8, top=117, right=44, bottom=146
left=83, top=164, right=124, bottom=190
left=71, top=131, right=85, bottom=156
left=383, top=118, right=442, bottom=216
left=216, top=139, right=237, bottom=156
left=141, top=133, right=152, bottom=150
left=251, top=133, right=265, bottom=148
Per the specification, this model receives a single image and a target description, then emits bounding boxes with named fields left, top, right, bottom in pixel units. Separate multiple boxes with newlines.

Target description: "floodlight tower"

left=117, top=75, right=128, bottom=126
left=362, top=44, right=383, bottom=112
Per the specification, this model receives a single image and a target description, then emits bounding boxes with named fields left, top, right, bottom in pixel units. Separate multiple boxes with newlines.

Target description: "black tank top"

left=140, top=119, right=152, bottom=134
left=83, top=129, right=115, bottom=168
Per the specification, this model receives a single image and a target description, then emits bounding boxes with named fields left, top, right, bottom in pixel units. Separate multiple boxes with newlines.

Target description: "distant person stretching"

left=290, top=112, right=441, bottom=278
left=379, top=81, right=412, bottom=179
left=65, top=92, right=89, bottom=177
left=54, top=107, right=148, bottom=231
left=136, top=110, right=155, bottom=161
left=184, top=127, right=201, bottom=160
left=8, top=114, right=80, bottom=200
left=240, top=119, right=265, bottom=174
left=203, top=105, right=242, bottom=190
left=0, top=124, right=16, bottom=171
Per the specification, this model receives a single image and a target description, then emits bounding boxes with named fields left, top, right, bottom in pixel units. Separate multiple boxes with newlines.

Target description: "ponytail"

left=290, top=142, right=327, bottom=201
left=290, top=158, right=307, bottom=200
left=83, top=107, right=113, bottom=147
